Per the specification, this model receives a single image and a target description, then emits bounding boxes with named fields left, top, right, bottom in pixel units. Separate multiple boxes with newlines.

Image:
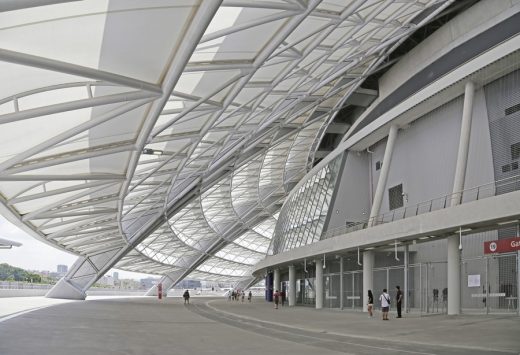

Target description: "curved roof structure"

left=0, top=0, right=453, bottom=296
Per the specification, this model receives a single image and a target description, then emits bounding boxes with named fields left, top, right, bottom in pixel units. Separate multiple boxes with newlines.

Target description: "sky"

left=0, top=215, right=156, bottom=280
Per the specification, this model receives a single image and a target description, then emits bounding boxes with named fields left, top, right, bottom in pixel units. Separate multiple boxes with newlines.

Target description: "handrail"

left=322, top=174, right=520, bottom=240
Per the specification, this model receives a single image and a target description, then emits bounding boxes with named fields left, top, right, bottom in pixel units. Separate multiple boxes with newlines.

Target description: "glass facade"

left=270, top=153, right=344, bottom=255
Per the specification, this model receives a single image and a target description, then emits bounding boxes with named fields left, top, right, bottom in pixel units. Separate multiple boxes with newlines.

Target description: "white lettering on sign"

left=489, top=242, right=497, bottom=252
left=471, top=293, right=506, bottom=298
left=512, top=240, right=520, bottom=248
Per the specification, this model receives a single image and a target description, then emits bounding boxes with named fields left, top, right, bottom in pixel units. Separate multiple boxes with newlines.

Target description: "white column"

left=339, top=256, right=344, bottom=310
left=288, top=265, right=296, bottom=307
left=450, top=81, right=475, bottom=207
left=448, top=81, right=475, bottom=316
left=315, top=259, right=323, bottom=309
left=447, top=236, right=461, bottom=315
left=404, top=244, right=409, bottom=313
left=362, top=250, right=374, bottom=312
left=369, top=125, right=399, bottom=225
left=45, top=278, right=86, bottom=300
left=273, top=268, right=281, bottom=293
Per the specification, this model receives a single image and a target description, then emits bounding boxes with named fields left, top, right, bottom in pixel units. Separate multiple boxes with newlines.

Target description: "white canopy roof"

left=0, top=0, right=450, bottom=285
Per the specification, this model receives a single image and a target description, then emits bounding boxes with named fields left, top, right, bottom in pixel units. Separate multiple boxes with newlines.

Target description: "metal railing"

left=322, top=174, right=520, bottom=240
left=0, top=281, right=53, bottom=290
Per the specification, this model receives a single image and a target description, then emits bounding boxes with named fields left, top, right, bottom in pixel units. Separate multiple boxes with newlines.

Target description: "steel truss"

left=0, top=0, right=452, bottom=298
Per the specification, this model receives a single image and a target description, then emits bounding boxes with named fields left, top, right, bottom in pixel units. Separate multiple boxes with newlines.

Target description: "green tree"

left=0, top=263, right=29, bottom=281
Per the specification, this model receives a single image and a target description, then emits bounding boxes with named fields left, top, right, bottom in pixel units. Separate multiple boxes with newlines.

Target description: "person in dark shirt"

left=396, top=285, right=403, bottom=318
left=367, top=290, right=374, bottom=317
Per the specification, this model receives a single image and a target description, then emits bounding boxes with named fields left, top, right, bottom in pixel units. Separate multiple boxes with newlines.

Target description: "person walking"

left=367, top=290, right=374, bottom=318
left=280, top=290, right=286, bottom=307
left=273, top=290, right=280, bottom=309
left=379, top=288, right=390, bottom=320
left=396, top=285, right=403, bottom=318
left=183, top=290, right=190, bottom=305
left=248, top=290, right=252, bottom=303
left=241, top=291, right=245, bottom=302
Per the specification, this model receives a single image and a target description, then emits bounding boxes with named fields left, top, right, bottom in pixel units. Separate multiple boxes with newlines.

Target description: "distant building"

left=98, top=275, right=114, bottom=287
left=140, top=277, right=159, bottom=290
left=176, top=279, right=201, bottom=289
left=57, top=264, right=68, bottom=276
left=113, top=272, right=119, bottom=283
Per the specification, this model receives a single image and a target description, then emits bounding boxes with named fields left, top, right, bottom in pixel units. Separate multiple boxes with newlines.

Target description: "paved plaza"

left=0, top=296, right=518, bottom=355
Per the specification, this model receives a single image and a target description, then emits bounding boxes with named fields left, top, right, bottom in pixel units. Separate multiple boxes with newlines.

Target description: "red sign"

left=484, top=237, right=520, bottom=254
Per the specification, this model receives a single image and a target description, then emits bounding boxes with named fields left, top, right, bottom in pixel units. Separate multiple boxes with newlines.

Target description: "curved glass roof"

left=0, top=0, right=451, bottom=287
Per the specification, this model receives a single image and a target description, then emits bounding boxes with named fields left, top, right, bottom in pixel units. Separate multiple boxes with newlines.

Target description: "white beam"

left=0, top=99, right=149, bottom=173
left=0, top=90, right=157, bottom=125
left=0, top=49, right=162, bottom=94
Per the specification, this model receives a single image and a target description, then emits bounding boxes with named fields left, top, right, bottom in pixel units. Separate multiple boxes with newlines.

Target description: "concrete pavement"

left=0, top=296, right=518, bottom=355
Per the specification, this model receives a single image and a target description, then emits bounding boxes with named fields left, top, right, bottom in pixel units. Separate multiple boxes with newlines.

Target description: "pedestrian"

left=248, top=290, right=252, bottom=302
left=241, top=291, right=245, bottom=302
left=379, top=288, right=390, bottom=320
left=273, top=289, right=280, bottom=309
left=367, top=289, right=374, bottom=317
left=183, top=289, right=190, bottom=305
left=396, top=285, right=403, bottom=318
left=280, top=290, right=286, bottom=307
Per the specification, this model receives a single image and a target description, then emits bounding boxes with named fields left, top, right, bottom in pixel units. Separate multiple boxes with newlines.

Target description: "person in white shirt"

left=379, top=288, right=391, bottom=320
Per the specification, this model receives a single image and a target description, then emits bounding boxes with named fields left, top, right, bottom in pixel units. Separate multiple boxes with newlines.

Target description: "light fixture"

left=418, top=236, right=430, bottom=240
left=459, top=227, right=463, bottom=251
left=498, top=220, right=519, bottom=226
left=458, top=228, right=472, bottom=233
left=142, top=148, right=163, bottom=156
left=364, top=247, right=375, bottom=250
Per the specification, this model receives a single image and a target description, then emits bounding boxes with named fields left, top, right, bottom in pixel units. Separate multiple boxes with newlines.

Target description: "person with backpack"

left=183, top=290, right=190, bottom=304
left=379, top=288, right=390, bottom=320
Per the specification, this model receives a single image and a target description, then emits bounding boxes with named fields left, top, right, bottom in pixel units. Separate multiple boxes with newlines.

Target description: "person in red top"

left=273, top=290, right=280, bottom=309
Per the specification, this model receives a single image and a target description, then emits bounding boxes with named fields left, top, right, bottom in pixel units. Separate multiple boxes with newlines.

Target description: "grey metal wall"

left=485, top=69, right=520, bottom=191
left=370, top=90, right=494, bottom=216
left=327, top=153, right=370, bottom=231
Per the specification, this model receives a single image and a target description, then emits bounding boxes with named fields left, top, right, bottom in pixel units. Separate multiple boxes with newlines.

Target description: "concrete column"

left=447, top=235, right=461, bottom=315
left=45, top=278, right=86, bottom=300
left=369, top=124, right=399, bottom=225
left=404, top=244, right=409, bottom=313
left=448, top=81, right=475, bottom=316
left=273, top=268, right=281, bottom=293
left=339, top=256, right=344, bottom=310
left=362, top=250, right=374, bottom=312
left=288, top=265, right=296, bottom=307
left=315, top=259, right=323, bottom=309
left=450, top=81, right=475, bottom=207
